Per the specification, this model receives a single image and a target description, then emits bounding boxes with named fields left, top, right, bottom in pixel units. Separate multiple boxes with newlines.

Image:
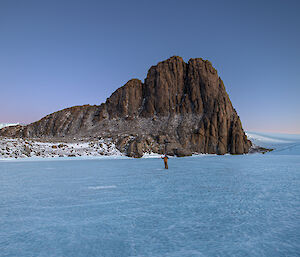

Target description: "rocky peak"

left=105, top=78, right=143, bottom=118
left=0, top=56, right=252, bottom=156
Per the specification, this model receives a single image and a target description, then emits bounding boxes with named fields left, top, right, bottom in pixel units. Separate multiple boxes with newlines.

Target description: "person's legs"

left=164, top=162, right=168, bottom=169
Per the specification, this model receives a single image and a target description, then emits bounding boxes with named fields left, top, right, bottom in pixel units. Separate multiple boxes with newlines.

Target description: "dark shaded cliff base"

left=0, top=56, right=252, bottom=157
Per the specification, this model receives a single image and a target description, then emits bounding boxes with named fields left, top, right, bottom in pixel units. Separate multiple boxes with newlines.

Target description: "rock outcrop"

left=0, top=56, right=251, bottom=156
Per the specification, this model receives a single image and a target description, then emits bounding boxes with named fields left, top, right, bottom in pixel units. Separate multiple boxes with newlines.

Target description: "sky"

left=0, top=0, right=299, bottom=133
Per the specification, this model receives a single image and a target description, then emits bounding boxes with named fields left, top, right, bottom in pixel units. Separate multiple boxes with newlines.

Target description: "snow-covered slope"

left=246, top=131, right=300, bottom=155
left=0, top=137, right=123, bottom=159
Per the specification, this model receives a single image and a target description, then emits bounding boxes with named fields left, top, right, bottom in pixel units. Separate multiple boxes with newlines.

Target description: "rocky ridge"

left=0, top=56, right=251, bottom=157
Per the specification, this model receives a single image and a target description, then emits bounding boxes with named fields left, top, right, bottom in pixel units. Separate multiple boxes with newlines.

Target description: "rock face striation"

left=0, top=56, right=251, bottom=157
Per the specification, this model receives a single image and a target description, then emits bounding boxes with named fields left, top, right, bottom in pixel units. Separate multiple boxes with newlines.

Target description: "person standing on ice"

left=161, top=154, right=169, bottom=169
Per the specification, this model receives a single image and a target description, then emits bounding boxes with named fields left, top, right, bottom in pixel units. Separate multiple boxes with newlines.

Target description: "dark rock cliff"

left=0, top=56, right=251, bottom=157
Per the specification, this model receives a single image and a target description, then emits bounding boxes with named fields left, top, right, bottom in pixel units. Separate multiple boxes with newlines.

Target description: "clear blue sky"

left=0, top=0, right=299, bottom=133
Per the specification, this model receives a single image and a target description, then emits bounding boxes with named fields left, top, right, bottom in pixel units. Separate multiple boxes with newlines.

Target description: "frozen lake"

left=1, top=153, right=300, bottom=257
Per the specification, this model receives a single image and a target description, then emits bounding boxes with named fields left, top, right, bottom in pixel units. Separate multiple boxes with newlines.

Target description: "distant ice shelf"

left=246, top=131, right=300, bottom=155
left=0, top=123, right=19, bottom=129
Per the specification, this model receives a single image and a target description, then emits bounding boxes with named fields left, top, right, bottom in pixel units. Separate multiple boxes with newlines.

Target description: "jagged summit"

left=0, top=56, right=251, bottom=157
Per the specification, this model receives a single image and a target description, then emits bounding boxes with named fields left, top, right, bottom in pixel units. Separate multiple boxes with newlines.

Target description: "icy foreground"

left=0, top=155, right=299, bottom=256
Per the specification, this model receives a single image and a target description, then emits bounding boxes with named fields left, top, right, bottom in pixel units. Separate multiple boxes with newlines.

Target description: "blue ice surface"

left=1, top=153, right=300, bottom=257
